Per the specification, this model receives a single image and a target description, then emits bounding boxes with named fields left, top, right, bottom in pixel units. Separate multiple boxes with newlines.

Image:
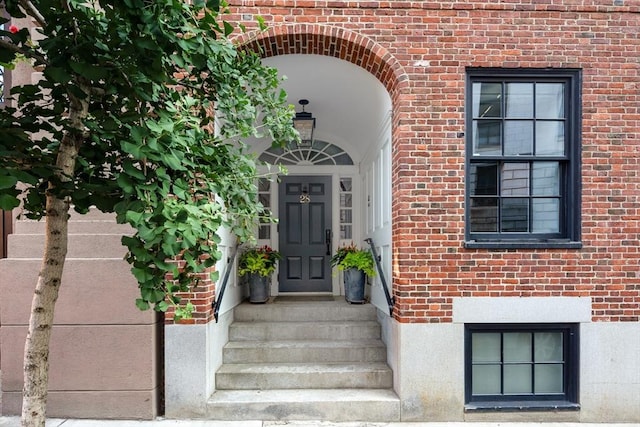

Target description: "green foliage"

left=330, top=243, right=377, bottom=278
left=238, top=245, right=281, bottom=277
left=0, top=0, right=298, bottom=315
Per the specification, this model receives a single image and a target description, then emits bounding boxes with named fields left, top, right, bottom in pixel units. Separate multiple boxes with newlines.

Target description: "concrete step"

left=215, top=362, right=393, bottom=390
left=212, top=299, right=398, bottom=422
left=7, top=234, right=128, bottom=258
left=228, top=321, right=381, bottom=341
left=223, top=339, right=387, bottom=364
left=234, top=299, right=377, bottom=322
left=206, top=388, right=400, bottom=421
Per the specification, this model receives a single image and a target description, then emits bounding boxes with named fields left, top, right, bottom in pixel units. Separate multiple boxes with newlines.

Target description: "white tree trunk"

left=20, top=193, right=70, bottom=427
left=21, top=93, right=88, bottom=427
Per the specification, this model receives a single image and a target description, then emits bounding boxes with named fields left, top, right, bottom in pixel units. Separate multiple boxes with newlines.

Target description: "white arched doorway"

left=252, top=55, right=393, bottom=312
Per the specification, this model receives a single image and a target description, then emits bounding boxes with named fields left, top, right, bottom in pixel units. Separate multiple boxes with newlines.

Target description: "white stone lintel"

left=452, top=296, right=592, bottom=324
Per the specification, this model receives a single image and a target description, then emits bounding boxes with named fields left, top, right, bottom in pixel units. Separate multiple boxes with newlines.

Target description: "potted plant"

left=330, top=242, right=376, bottom=304
left=238, top=245, right=281, bottom=303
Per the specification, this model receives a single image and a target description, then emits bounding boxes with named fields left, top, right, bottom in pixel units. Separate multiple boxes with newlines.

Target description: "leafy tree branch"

left=0, top=0, right=297, bottom=425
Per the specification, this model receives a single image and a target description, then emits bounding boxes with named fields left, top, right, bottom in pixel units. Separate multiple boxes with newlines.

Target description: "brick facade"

left=227, top=1, right=640, bottom=323
left=164, top=265, right=217, bottom=324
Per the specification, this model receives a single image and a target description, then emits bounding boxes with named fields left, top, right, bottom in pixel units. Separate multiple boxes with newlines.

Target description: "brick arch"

left=234, top=24, right=408, bottom=102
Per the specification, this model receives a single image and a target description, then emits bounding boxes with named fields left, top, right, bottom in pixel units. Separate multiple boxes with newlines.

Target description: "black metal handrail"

left=212, top=244, right=239, bottom=323
left=364, top=238, right=394, bottom=316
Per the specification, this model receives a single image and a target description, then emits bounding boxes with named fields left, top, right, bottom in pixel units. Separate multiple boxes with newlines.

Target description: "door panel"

left=286, top=203, right=302, bottom=244
left=279, top=176, right=332, bottom=292
left=309, top=203, right=325, bottom=243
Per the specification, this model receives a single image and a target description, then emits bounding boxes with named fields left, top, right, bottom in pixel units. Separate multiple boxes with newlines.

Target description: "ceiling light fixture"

left=292, top=99, right=315, bottom=147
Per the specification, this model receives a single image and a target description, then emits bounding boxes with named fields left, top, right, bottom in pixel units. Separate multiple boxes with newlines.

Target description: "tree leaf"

left=0, top=194, right=20, bottom=210
left=44, top=67, right=72, bottom=84
left=223, top=21, right=234, bottom=37
left=69, top=61, right=108, bottom=81
left=0, top=175, right=18, bottom=189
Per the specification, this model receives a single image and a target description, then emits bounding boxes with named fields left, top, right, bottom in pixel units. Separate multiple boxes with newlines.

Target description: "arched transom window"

left=259, top=140, right=353, bottom=166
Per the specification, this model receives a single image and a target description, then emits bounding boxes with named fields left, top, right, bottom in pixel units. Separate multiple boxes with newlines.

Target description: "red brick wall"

left=164, top=261, right=216, bottom=324
left=228, top=1, right=640, bottom=323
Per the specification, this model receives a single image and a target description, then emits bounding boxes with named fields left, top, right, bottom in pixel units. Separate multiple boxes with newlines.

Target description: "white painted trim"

left=264, top=170, right=362, bottom=296
left=452, top=297, right=592, bottom=323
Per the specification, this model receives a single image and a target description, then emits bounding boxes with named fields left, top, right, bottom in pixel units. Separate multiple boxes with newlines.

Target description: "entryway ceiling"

left=262, top=54, right=392, bottom=162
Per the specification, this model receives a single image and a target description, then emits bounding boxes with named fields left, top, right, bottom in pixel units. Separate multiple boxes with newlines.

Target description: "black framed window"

left=465, top=323, right=579, bottom=411
left=465, top=69, right=581, bottom=248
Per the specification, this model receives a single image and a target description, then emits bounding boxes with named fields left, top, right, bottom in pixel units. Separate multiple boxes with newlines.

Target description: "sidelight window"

left=258, top=178, right=271, bottom=240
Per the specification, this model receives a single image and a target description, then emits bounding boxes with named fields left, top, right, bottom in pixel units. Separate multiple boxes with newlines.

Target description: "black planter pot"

left=248, top=273, right=270, bottom=303
left=344, top=267, right=366, bottom=304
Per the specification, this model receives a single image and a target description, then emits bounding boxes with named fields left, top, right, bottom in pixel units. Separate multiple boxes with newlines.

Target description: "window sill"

left=465, top=240, right=582, bottom=250
left=464, top=400, right=580, bottom=412
left=465, top=401, right=580, bottom=412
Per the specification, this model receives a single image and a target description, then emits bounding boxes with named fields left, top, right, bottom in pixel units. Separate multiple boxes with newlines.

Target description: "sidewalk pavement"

left=2, top=418, right=640, bottom=427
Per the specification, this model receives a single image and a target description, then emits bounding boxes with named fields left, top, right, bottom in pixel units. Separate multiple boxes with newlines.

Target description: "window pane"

left=532, top=199, right=560, bottom=233
left=473, top=82, right=502, bottom=118
left=534, top=332, right=563, bottom=362
left=504, top=121, right=533, bottom=155
left=532, top=162, right=560, bottom=196
left=505, top=83, right=533, bottom=118
left=258, top=178, right=271, bottom=192
left=470, top=163, right=498, bottom=195
left=504, top=332, right=532, bottom=362
left=335, top=153, right=354, bottom=165
left=501, top=198, right=529, bottom=232
left=340, top=177, right=352, bottom=192
left=340, top=193, right=352, bottom=208
left=258, top=225, right=270, bottom=240
left=259, top=193, right=270, bottom=208
left=340, top=209, right=352, bottom=223
left=536, top=121, right=565, bottom=156
left=472, top=333, right=501, bottom=362
left=313, top=140, right=328, bottom=150
left=470, top=198, right=498, bottom=232
left=501, top=163, right=530, bottom=196
left=535, top=364, right=564, bottom=394
left=325, top=144, right=341, bottom=155
left=317, top=157, right=334, bottom=166
left=472, top=365, right=502, bottom=395
left=473, top=121, right=502, bottom=155
left=340, top=225, right=352, bottom=240
left=504, top=364, right=532, bottom=394
left=536, top=83, right=565, bottom=119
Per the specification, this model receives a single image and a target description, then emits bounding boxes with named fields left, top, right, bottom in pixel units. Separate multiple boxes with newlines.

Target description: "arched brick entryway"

left=234, top=24, right=408, bottom=116
left=234, top=24, right=409, bottom=318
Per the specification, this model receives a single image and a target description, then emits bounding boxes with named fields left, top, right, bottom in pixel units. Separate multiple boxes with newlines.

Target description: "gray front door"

left=278, top=175, right=332, bottom=292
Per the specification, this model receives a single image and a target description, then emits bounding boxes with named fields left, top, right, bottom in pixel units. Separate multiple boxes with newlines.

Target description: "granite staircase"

left=206, top=297, right=400, bottom=421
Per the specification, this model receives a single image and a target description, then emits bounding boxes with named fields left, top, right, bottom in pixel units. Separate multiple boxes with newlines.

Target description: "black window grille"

left=465, top=69, right=582, bottom=249
left=465, top=323, right=579, bottom=410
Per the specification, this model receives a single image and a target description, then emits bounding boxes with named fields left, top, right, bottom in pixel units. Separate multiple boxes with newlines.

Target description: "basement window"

left=465, top=323, right=580, bottom=411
